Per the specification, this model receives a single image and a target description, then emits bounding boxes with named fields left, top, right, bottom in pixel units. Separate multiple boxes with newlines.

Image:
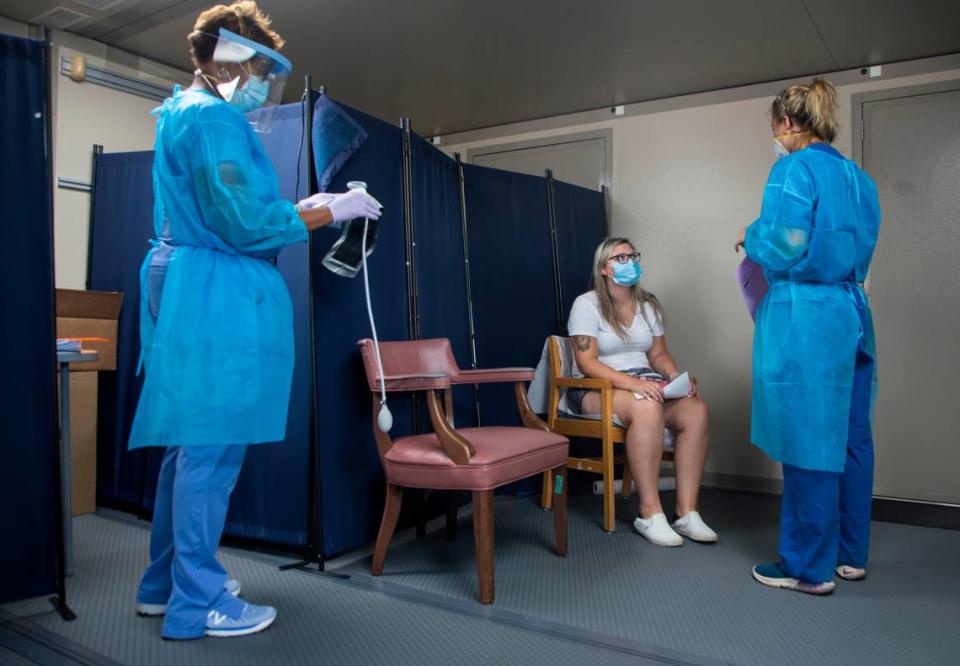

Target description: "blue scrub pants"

left=778, top=347, right=874, bottom=583
left=136, top=445, right=248, bottom=639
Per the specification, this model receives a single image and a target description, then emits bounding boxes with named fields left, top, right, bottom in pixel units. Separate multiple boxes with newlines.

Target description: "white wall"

left=52, top=46, right=174, bottom=288
left=443, top=61, right=960, bottom=488
left=1, top=18, right=189, bottom=289
left=0, top=16, right=29, bottom=37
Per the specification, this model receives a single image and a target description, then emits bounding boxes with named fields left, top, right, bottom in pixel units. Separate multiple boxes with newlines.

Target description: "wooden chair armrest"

left=425, top=389, right=475, bottom=464
left=452, top=367, right=535, bottom=385
left=515, top=382, right=549, bottom=432
left=555, top=377, right=613, bottom=390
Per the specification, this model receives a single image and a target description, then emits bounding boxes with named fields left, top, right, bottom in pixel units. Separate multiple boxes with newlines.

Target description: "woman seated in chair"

left=567, top=237, right=717, bottom=546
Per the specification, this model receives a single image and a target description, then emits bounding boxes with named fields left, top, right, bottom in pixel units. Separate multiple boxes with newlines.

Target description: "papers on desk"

left=57, top=338, right=82, bottom=352
left=632, top=371, right=690, bottom=400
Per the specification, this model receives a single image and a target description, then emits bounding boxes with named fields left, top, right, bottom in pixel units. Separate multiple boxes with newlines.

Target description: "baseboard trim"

left=871, top=496, right=960, bottom=531
left=701, top=473, right=960, bottom=531
left=701, top=471, right=782, bottom=495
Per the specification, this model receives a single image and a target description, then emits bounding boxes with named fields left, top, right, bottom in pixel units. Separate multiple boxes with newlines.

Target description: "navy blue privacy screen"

left=0, top=34, right=58, bottom=603
left=90, top=102, right=314, bottom=547
left=88, top=151, right=157, bottom=511
left=224, top=101, right=312, bottom=545
left=552, top=180, right=608, bottom=326
left=411, top=136, right=476, bottom=427
left=463, top=164, right=559, bottom=428
left=310, top=100, right=412, bottom=556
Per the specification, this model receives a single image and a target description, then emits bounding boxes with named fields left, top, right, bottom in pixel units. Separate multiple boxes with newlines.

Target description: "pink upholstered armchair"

left=358, top=338, right=570, bottom=604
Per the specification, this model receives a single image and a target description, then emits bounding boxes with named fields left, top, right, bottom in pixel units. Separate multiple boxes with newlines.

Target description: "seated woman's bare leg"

left=581, top=389, right=666, bottom=518
left=662, top=396, right=710, bottom=517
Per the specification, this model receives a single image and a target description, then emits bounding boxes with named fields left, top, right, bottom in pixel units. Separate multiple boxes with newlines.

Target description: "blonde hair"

left=189, top=1, right=284, bottom=65
left=590, top=237, right=664, bottom=341
left=771, top=77, right=839, bottom=143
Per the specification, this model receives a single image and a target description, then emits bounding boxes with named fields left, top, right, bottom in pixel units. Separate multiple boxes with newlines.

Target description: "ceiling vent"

left=31, top=6, right=90, bottom=29
left=73, top=0, right=125, bottom=10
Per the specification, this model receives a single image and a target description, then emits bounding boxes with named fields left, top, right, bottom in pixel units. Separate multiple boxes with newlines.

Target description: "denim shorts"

left=565, top=367, right=665, bottom=414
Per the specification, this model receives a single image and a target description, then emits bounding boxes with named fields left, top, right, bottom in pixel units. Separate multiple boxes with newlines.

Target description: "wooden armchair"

left=540, top=336, right=675, bottom=532
left=358, top=338, right=570, bottom=604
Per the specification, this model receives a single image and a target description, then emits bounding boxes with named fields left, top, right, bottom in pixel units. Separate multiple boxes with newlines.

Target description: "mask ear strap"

left=195, top=70, right=225, bottom=101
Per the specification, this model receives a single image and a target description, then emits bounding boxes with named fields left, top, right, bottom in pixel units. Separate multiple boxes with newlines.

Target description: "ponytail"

left=771, top=77, right=839, bottom=143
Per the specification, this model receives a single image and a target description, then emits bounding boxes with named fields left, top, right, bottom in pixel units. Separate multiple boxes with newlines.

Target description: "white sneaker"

left=633, top=513, right=683, bottom=547
left=136, top=579, right=242, bottom=617
left=836, top=565, right=867, bottom=581
left=672, top=511, right=718, bottom=543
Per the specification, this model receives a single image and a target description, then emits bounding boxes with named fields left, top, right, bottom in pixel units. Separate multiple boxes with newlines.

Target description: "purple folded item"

left=736, top=257, right=768, bottom=320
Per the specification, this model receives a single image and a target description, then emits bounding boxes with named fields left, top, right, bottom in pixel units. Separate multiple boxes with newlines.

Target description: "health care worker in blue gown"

left=735, top=78, right=881, bottom=596
left=126, top=2, right=382, bottom=639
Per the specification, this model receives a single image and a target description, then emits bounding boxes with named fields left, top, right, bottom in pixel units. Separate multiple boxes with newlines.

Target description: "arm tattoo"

left=573, top=335, right=592, bottom=352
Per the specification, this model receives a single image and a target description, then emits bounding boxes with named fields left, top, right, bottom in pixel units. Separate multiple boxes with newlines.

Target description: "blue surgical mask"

left=611, top=260, right=642, bottom=286
left=228, top=76, right=269, bottom=113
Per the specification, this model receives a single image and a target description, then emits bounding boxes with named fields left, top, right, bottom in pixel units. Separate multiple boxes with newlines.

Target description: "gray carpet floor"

left=1, top=512, right=686, bottom=666
left=3, top=489, right=958, bottom=665
left=336, top=488, right=960, bottom=666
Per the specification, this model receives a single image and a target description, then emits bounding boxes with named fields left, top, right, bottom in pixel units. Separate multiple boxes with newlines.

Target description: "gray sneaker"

left=206, top=602, right=277, bottom=638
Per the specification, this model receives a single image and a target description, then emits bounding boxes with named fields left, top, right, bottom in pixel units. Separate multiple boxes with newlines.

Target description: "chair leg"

left=540, top=470, right=554, bottom=510
left=552, top=465, right=568, bottom=557
left=415, top=490, right=427, bottom=539
left=445, top=491, right=458, bottom=543
left=622, top=461, right=633, bottom=499
left=602, top=433, right=616, bottom=532
left=472, top=490, right=495, bottom=604
left=372, top=483, right=403, bottom=576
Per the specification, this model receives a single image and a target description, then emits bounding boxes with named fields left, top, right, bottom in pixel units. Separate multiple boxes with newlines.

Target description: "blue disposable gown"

left=745, top=143, right=881, bottom=472
left=128, top=87, right=308, bottom=449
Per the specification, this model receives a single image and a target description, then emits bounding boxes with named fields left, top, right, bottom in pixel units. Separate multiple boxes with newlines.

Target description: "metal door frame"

left=851, top=79, right=960, bottom=518
left=466, top=128, right=613, bottom=211
left=852, top=78, right=960, bottom=167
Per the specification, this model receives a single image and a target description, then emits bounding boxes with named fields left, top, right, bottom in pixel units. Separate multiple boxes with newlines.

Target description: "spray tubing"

left=351, top=181, right=393, bottom=433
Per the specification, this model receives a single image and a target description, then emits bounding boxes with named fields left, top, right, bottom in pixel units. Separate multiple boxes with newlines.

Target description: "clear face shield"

left=203, top=28, right=292, bottom=133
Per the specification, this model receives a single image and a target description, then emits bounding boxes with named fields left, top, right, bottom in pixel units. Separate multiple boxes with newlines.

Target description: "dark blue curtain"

left=0, top=35, right=59, bottom=603
left=224, top=102, right=312, bottom=546
left=90, top=103, right=315, bottom=547
left=411, top=136, right=475, bottom=427
left=89, top=151, right=157, bottom=512
left=85, top=98, right=603, bottom=556
left=310, top=100, right=412, bottom=556
left=462, top=164, right=559, bottom=429
left=552, top=180, right=607, bottom=327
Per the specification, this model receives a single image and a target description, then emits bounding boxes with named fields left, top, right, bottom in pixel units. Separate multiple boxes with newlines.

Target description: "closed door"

left=469, top=131, right=610, bottom=192
left=859, top=83, right=960, bottom=504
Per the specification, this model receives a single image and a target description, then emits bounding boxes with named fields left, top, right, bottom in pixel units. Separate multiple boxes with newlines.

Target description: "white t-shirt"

left=567, top=291, right=664, bottom=373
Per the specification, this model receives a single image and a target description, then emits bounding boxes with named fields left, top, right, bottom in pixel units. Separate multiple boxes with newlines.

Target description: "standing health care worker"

left=127, top=2, right=382, bottom=639
left=735, top=78, right=881, bottom=596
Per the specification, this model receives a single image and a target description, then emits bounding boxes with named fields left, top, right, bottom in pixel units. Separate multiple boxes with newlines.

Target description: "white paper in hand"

left=662, top=372, right=690, bottom=400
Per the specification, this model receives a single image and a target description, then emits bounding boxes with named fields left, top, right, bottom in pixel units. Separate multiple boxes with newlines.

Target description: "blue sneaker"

left=752, top=562, right=835, bottom=596
left=206, top=602, right=277, bottom=638
left=136, top=579, right=242, bottom=616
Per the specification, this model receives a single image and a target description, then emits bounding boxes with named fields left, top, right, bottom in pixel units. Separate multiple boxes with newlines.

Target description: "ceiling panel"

left=804, top=0, right=960, bottom=69
left=4, top=0, right=959, bottom=135
left=106, top=0, right=836, bottom=134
